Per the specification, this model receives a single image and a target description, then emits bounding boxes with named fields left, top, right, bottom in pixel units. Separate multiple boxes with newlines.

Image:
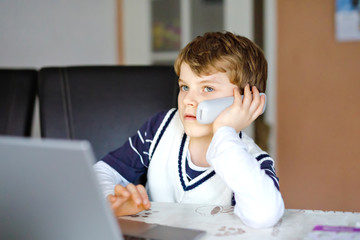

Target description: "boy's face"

left=178, top=63, right=236, bottom=139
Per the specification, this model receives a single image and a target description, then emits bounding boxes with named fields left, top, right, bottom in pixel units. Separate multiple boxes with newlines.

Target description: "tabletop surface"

left=119, top=202, right=360, bottom=240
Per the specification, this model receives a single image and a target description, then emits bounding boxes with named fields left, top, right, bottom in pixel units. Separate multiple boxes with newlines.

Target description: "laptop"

left=0, top=136, right=205, bottom=240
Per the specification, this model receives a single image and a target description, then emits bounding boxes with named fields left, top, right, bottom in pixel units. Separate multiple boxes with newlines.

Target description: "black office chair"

left=38, top=66, right=178, bottom=160
left=0, top=69, right=37, bottom=137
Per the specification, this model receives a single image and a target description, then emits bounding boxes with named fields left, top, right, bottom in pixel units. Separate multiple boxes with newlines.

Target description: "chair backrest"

left=38, top=66, right=178, bottom=160
left=0, top=69, right=37, bottom=137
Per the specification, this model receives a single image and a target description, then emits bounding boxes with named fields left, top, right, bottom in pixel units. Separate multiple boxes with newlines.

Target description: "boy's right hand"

left=212, top=84, right=265, bottom=133
left=107, top=183, right=151, bottom=217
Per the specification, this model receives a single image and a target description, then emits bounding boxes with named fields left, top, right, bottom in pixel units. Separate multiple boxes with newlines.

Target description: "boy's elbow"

left=235, top=201, right=285, bottom=229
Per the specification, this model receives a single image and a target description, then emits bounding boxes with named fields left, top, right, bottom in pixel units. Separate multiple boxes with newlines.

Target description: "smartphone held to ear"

left=196, top=93, right=267, bottom=124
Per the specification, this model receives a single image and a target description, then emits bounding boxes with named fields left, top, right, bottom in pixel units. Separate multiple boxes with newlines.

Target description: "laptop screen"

left=0, top=136, right=206, bottom=240
left=0, top=136, right=123, bottom=240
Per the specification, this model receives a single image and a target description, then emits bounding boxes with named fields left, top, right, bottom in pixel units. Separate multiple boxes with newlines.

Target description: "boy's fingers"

left=255, top=94, right=266, bottom=116
left=107, top=194, right=115, bottom=203
left=250, top=86, right=261, bottom=113
left=242, top=84, right=252, bottom=108
left=251, top=97, right=266, bottom=119
left=136, top=185, right=150, bottom=209
left=126, top=183, right=142, bottom=206
left=252, top=85, right=260, bottom=96
left=114, top=184, right=130, bottom=198
left=107, top=193, right=129, bottom=209
left=233, top=87, right=242, bottom=106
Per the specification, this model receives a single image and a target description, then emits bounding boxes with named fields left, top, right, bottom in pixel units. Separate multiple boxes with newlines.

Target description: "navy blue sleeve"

left=102, top=110, right=168, bottom=185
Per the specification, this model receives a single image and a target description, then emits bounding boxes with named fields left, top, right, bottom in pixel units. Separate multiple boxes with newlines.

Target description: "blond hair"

left=174, top=31, right=267, bottom=93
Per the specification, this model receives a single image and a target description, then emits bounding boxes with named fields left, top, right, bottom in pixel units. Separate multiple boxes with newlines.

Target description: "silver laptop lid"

left=0, top=136, right=123, bottom=240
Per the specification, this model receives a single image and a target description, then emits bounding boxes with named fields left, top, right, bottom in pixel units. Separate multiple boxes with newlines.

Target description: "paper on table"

left=120, top=202, right=360, bottom=240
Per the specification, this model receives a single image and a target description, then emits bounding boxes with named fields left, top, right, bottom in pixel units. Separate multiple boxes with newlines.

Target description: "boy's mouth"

left=184, top=113, right=197, bottom=121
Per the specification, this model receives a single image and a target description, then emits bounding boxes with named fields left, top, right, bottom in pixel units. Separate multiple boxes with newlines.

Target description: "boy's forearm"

left=233, top=189, right=284, bottom=228
left=206, top=127, right=284, bottom=228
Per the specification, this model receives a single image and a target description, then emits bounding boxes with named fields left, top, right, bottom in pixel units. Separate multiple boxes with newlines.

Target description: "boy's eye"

left=204, top=87, right=214, bottom=92
left=180, top=85, right=189, bottom=91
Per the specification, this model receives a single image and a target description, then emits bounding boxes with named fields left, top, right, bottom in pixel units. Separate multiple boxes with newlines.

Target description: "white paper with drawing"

left=120, top=202, right=360, bottom=240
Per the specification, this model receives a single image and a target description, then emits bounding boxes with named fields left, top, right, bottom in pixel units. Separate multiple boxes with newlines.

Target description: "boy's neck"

left=188, top=135, right=213, bottom=168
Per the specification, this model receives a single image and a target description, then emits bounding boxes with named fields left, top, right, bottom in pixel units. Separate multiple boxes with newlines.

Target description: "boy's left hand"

left=212, top=84, right=265, bottom=133
left=107, top=184, right=151, bottom=217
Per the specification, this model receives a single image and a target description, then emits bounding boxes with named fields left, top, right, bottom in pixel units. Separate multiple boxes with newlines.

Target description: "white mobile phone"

left=196, top=93, right=267, bottom=124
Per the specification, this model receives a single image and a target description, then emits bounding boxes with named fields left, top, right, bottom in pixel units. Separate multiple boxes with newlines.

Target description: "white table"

left=120, top=202, right=360, bottom=240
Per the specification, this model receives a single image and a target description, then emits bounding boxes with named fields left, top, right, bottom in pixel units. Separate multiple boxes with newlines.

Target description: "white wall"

left=224, top=0, right=254, bottom=40
left=123, top=0, right=151, bottom=65
left=264, top=0, right=277, bottom=160
left=0, top=0, right=117, bottom=68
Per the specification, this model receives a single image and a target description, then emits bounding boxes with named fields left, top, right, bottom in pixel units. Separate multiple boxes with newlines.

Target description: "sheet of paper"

left=120, top=202, right=360, bottom=240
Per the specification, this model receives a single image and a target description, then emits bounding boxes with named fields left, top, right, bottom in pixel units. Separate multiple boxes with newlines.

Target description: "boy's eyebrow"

left=199, top=79, right=222, bottom=84
left=178, top=78, right=222, bottom=84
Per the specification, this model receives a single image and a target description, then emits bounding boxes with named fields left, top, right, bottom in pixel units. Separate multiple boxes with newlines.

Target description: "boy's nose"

left=183, top=91, right=199, bottom=107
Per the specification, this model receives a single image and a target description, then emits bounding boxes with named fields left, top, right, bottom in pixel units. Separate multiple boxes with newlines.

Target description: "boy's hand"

left=107, top=183, right=151, bottom=217
left=213, top=84, right=266, bottom=133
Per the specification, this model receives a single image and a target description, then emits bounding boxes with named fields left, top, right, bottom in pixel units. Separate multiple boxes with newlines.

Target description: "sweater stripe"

left=178, top=134, right=216, bottom=191
left=150, top=109, right=177, bottom=159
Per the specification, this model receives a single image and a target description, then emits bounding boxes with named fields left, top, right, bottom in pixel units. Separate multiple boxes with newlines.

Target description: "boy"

left=94, top=31, right=284, bottom=228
